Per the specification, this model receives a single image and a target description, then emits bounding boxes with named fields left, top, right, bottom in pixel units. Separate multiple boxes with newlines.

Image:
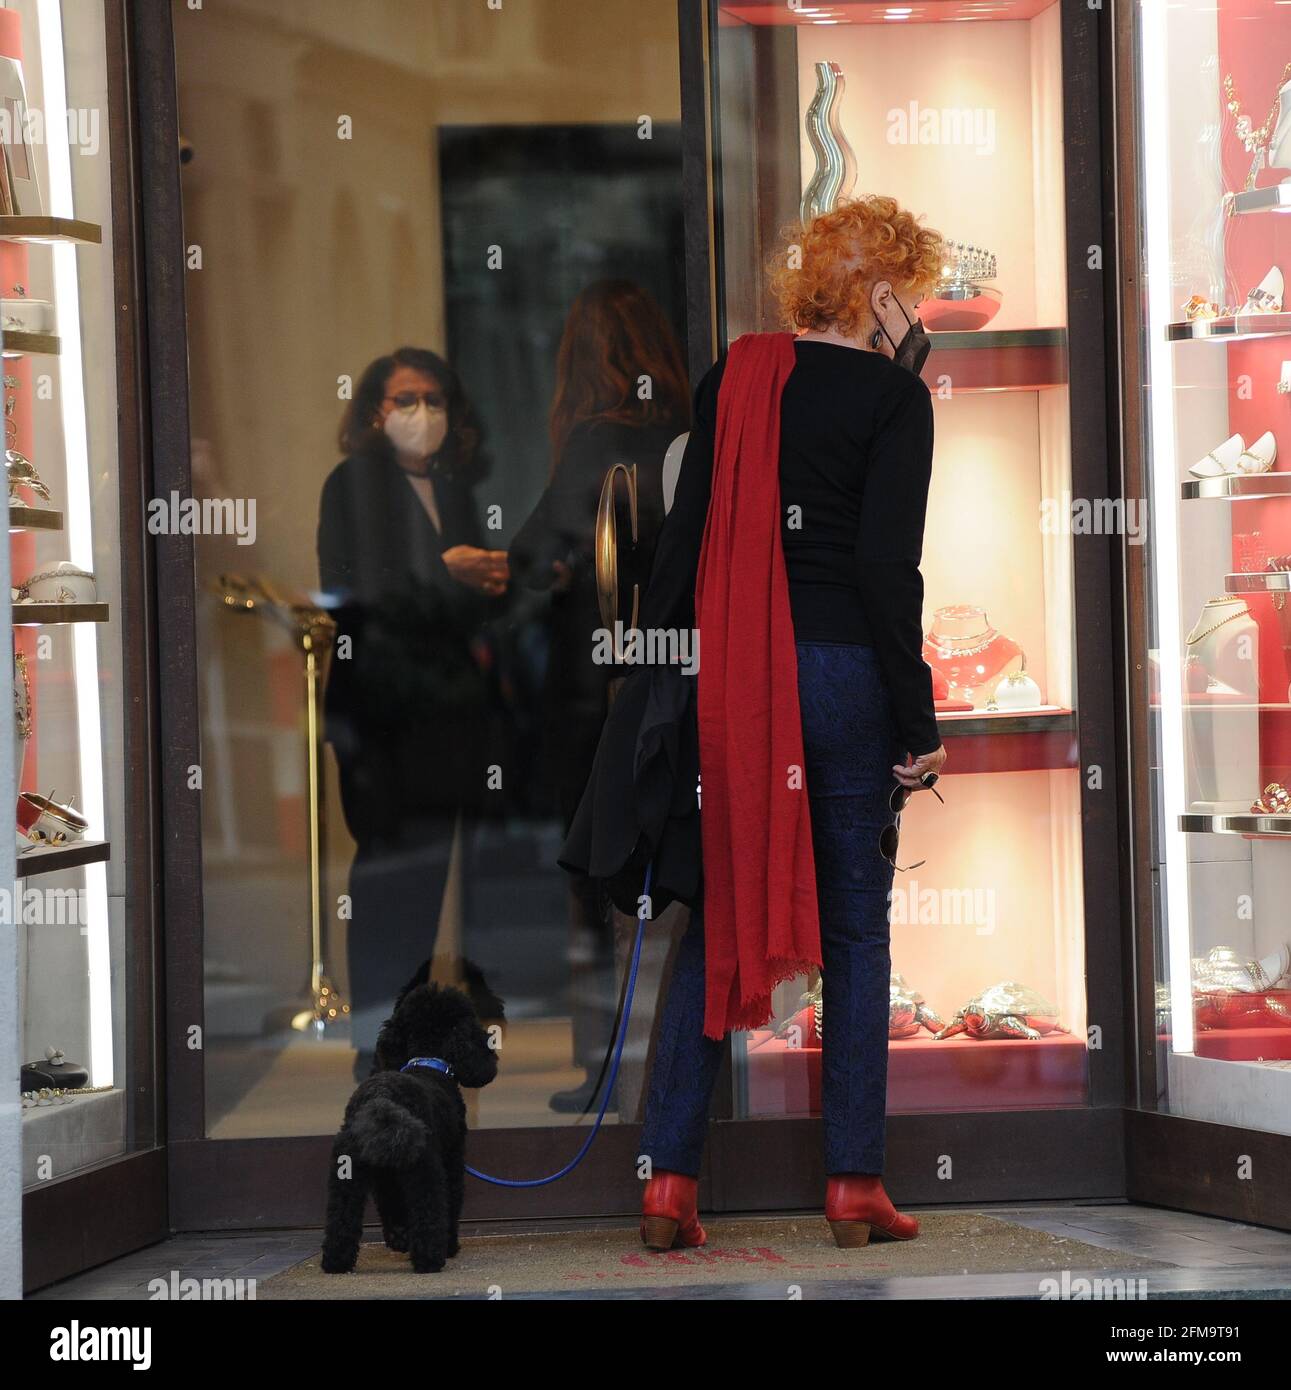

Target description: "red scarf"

left=694, top=332, right=821, bottom=1040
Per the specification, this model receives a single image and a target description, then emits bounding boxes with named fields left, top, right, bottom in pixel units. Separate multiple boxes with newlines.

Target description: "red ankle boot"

left=640, top=1170, right=707, bottom=1250
left=825, top=1175, right=919, bottom=1248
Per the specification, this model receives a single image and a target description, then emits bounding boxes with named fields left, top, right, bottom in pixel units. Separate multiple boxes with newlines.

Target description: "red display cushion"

left=1195, top=990, right=1291, bottom=1030
left=744, top=1029, right=1088, bottom=1114
left=1159, top=1028, right=1291, bottom=1062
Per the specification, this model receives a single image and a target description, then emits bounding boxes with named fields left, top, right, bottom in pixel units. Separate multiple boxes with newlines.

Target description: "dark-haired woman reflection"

left=318, top=347, right=508, bottom=1079
left=511, top=280, right=690, bottom=1112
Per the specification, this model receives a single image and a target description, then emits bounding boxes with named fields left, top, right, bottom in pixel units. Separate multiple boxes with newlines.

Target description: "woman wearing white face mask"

left=319, top=346, right=509, bottom=1079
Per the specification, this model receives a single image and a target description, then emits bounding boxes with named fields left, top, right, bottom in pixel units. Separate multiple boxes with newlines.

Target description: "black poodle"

left=370, top=957, right=505, bottom=1076
left=321, top=982, right=498, bottom=1274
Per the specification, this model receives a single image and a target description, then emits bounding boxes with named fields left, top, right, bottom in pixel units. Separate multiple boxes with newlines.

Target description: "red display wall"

left=1221, top=3, right=1291, bottom=776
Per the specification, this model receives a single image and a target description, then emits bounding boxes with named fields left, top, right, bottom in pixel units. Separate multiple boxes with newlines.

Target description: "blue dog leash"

left=464, top=862, right=653, bottom=1188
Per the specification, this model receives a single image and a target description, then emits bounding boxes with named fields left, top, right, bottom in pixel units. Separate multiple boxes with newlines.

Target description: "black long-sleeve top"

left=317, top=451, right=495, bottom=814
left=640, top=337, right=940, bottom=757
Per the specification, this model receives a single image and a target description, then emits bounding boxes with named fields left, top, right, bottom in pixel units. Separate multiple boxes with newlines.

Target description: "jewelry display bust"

left=922, top=604, right=1023, bottom=709
left=1183, top=595, right=1259, bottom=810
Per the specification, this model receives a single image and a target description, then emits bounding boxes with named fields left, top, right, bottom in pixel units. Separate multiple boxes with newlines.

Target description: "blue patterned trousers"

left=639, top=642, right=902, bottom=1176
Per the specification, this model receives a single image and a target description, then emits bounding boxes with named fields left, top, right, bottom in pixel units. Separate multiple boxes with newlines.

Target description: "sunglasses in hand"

left=878, top=772, right=944, bottom=872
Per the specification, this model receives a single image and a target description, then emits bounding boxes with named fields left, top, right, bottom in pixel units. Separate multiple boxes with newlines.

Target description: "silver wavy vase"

left=800, top=61, right=857, bottom=223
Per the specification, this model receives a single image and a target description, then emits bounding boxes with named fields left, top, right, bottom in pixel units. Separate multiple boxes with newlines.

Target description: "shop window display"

left=4, top=0, right=148, bottom=1185
left=1134, top=0, right=1291, bottom=1132
left=712, top=0, right=1089, bottom=1116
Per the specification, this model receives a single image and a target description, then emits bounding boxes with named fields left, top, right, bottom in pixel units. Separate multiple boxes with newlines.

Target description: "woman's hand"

left=892, top=744, right=947, bottom=791
left=442, top=545, right=510, bottom=596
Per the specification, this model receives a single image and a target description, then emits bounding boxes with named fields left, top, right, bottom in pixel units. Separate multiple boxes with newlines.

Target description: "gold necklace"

left=20, top=1084, right=114, bottom=1109
left=14, top=649, right=32, bottom=739
left=1186, top=606, right=1248, bottom=645
left=1225, top=63, right=1291, bottom=191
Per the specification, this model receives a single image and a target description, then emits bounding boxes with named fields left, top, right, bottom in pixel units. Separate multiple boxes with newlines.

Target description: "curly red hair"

left=770, top=195, right=943, bottom=339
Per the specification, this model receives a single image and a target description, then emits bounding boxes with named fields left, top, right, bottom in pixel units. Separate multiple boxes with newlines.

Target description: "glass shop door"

left=160, top=0, right=1126, bottom=1230
left=164, top=0, right=708, bottom=1226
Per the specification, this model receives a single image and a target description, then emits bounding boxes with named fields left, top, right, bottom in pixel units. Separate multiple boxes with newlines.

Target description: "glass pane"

left=1135, top=0, right=1291, bottom=1133
left=9, top=0, right=155, bottom=1183
left=713, top=0, right=1088, bottom=1117
left=172, top=0, right=689, bottom=1136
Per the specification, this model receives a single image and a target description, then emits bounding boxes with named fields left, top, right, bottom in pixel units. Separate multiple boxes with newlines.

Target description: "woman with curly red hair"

left=564, top=195, right=948, bottom=1249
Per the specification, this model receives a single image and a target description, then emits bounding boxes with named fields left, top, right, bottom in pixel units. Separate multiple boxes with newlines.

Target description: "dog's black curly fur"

left=321, top=982, right=498, bottom=1274
left=369, top=957, right=505, bottom=1077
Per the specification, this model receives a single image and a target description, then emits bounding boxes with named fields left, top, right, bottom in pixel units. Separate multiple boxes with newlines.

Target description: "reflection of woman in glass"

left=318, top=347, right=508, bottom=1078
left=511, top=280, right=691, bottom=1112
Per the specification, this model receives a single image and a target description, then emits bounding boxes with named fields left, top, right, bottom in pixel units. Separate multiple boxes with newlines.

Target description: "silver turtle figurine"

left=784, top=970, right=946, bottom=1043
left=889, top=970, right=944, bottom=1039
left=934, top=981, right=1068, bottom=1041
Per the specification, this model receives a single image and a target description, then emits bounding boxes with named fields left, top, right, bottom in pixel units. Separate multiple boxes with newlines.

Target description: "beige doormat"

left=260, top=1214, right=1170, bottom=1298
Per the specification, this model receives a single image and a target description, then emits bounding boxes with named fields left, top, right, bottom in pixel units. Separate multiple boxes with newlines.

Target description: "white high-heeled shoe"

left=1237, top=430, right=1277, bottom=474
left=1259, top=943, right=1291, bottom=987
left=1190, top=432, right=1245, bottom=478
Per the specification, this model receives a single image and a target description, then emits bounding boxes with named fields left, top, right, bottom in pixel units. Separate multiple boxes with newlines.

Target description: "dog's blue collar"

left=400, top=1056, right=455, bottom=1078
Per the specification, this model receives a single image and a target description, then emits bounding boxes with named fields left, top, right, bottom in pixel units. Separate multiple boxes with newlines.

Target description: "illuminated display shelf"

left=939, top=707, right=1073, bottom=736
left=15, top=840, right=111, bottom=878
left=1228, top=184, right=1291, bottom=216
left=1166, top=311, right=1291, bottom=343
left=11, top=602, right=108, bottom=625
left=0, top=215, right=101, bottom=245
left=1180, top=813, right=1291, bottom=839
left=725, top=328, right=1068, bottom=392
left=922, top=327, right=1068, bottom=392
left=1225, top=571, right=1291, bottom=595
left=936, top=707, right=1075, bottom=774
left=2, top=330, right=60, bottom=357
left=1182, top=474, right=1291, bottom=501
left=8, top=504, right=64, bottom=532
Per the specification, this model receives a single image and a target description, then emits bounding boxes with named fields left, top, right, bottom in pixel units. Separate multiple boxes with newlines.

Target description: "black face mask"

left=876, top=295, right=931, bottom=376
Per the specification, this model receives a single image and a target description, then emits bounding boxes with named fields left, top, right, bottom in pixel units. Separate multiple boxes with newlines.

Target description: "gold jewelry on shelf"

left=1269, top=555, right=1291, bottom=610
left=1185, top=602, right=1250, bottom=645
left=1183, top=294, right=1220, bottom=321
left=1252, top=782, right=1291, bottom=815
left=1225, top=64, right=1291, bottom=151
left=1180, top=283, right=1274, bottom=318
left=20, top=1084, right=113, bottom=1109
left=14, top=649, right=32, bottom=739
left=4, top=373, right=19, bottom=450
left=1225, top=62, right=1291, bottom=191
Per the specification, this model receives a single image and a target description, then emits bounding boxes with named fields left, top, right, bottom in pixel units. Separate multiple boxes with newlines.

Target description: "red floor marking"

left=562, top=1253, right=891, bottom=1281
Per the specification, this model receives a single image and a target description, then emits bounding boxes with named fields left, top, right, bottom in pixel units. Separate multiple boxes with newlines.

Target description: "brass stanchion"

left=215, top=574, right=350, bottom=1036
